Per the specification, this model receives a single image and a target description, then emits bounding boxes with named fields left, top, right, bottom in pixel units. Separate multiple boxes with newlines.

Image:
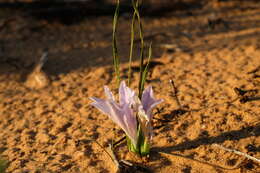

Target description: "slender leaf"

left=131, top=0, right=145, bottom=98
left=112, top=0, right=120, bottom=87
left=127, top=8, right=136, bottom=86
left=141, top=43, right=152, bottom=92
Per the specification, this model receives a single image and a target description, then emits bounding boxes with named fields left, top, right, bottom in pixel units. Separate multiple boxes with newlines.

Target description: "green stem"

left=126, top=125, right=150, bottom=156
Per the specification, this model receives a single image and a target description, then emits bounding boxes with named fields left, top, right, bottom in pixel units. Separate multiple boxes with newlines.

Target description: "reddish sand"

left=0, top=0, right=259, bottom=172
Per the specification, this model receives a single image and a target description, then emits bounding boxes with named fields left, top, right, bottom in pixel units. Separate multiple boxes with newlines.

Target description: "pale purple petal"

left=104, top=86, right=115, bottom=101
left=90, top=97, right=125, bottom=126
left=90, top=97, right=113, bottom=116
left=107, top=101, right=137, bottom=142
left=90, top=87, right=138, bottom=145
left=121, top=104, right=138, bottom=144
left=119, top=81, right=135, bottom=106
left=141, top=86, right=163, bottom=120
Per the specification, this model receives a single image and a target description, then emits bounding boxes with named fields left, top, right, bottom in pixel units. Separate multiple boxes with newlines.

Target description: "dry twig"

left=169, top=79, right=182, bottom=109
left=93, top=140, right=119, bottom=168
left=213, top=144, right=260, bottom=163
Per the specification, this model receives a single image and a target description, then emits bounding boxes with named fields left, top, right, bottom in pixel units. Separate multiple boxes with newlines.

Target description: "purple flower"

left=90, top=81, right=163, bottom=146
left=137, top=85, right=164, bottom=141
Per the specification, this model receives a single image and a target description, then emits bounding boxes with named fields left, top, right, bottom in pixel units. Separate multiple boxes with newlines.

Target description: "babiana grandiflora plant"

left=90, top=0, right=163, bottom=156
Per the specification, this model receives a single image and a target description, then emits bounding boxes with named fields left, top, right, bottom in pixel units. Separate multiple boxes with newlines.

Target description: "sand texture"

left=0, top=0, right=259, bottom=172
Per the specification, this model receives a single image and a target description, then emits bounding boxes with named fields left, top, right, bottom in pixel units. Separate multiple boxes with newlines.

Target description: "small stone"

left=36, top=133, right=49, bottom=143
left=73, top=151, right=85, bottom=160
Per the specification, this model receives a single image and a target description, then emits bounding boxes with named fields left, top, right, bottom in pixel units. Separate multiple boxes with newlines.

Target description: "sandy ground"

left=0, top=0, right=260, bottom=172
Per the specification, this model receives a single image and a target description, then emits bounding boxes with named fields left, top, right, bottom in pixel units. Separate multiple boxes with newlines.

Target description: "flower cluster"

left=90, top=81, right=163, bottom=156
